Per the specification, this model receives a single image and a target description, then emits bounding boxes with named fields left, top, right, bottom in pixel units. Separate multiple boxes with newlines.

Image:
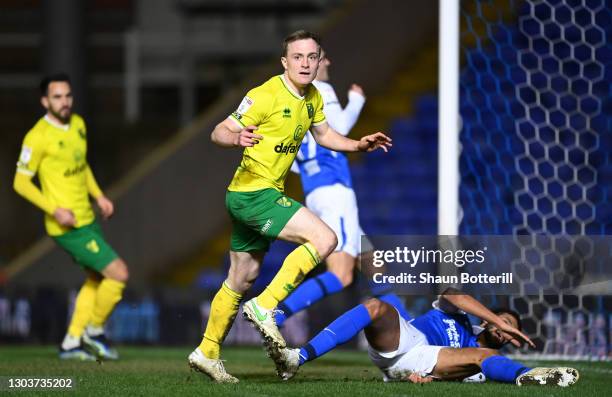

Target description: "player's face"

left=481, top=313, right=519, bottom=349
left=282, top=38, right=320, bottom=91
left=316, top=51, right=331, bottom=82
left=41, top=81, right=73, bottom=124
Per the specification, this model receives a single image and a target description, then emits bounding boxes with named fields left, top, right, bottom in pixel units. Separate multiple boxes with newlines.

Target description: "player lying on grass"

left=270, top=289, right=579, bottom=387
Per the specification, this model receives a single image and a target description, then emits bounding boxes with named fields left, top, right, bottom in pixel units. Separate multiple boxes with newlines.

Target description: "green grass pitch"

left=0, top=346, right=610, bottom=396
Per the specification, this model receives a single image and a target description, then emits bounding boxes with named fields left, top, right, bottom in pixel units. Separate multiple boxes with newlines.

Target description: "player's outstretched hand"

left=496, top=320, right=536, bottom=349
left=96, top=195, right=114, bottom=220
left=358, top=132, right=392, bottom=153
left=235, top=125, right=263, bottom=147
left=54, top=207, right=76, bottom=227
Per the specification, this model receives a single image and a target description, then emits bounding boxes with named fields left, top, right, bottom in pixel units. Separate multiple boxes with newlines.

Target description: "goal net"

left=458, top=0, right=611, bottom=359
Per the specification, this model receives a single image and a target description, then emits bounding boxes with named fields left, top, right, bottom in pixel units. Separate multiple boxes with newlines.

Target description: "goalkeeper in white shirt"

left=274, top=49, right=373, bottom=327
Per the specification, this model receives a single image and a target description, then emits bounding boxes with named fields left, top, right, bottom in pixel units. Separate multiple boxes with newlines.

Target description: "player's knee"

left=363, top=298, right=386, bottom=320
left=104, top=259, right=129, bottom=283
left=233, top=277, right=256, bottom=293
left=227, top=258, right=260, bottom=293
left=235, top=281, right=250, bottom=293
left=117, top=260, right=129, bottom=282
left=316, top=228, right=337, bottom=259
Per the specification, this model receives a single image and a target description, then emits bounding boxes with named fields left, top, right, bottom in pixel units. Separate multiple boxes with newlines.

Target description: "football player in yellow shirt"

left=188, top=30, right=392, bottom=383
left=13, top=73, right=129, bottom=361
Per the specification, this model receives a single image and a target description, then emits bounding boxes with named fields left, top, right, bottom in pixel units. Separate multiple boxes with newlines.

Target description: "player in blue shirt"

left=270, top=289, right=579, bottom=387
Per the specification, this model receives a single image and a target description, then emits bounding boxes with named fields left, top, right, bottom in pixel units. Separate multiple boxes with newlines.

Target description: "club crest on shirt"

left=78, top=128, right=86, bottom=139
left=306, top=102, right=314, bottom=119
left=293, top=125, right=304, bottom=141
left=73, top=149, right=84, bottom=162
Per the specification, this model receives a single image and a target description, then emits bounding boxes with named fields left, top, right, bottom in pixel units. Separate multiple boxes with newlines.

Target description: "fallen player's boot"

left=268, top=346, right=300, bottom=380
left=516, top=367, right=579, bottom=387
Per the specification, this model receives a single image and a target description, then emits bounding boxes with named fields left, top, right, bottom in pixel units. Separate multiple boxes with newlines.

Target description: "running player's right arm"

left=13, top=131, right=75, bottom=226
left=210, top=119, right=262, bottom=148
left=13, top=173, right=56, bottom=215
left=212, top=89, right=268, bottom=148
left=13, top=131, right=56, bottom=215
left=13, top=175, right=75, bottom=226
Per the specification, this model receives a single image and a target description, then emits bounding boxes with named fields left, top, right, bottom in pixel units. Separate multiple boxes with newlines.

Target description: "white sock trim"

left=86, top=325, right=105, bottom=337
left=61, top=334, right=80, bottom=350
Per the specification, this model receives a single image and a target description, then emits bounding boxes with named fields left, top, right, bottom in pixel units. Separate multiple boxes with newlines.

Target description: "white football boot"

left=268, top=346, right=301, bottom=380
left=516, top=367, right=579, bottom=387
left=188, top=349, right=239, bottom=384
left=242, top=298, right=286, bottom=349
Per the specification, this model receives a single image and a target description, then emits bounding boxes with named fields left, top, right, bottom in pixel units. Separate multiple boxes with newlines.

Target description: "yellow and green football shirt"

left=16, top=114, right=97, bottom=236
left=227, top=74, right=326, bottom=192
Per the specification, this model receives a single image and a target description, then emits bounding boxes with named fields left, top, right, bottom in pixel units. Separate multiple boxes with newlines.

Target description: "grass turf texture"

left=0, top=346, right=610, bottom=396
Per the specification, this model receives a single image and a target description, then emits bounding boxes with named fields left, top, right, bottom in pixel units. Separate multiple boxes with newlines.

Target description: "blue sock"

left=298, top=304, right=372, bottom=365
left=481, top=355, right=531, bottom=383
left=275, top=272, right=343, bottom=326
left=378, top=294, right=412, bottom=321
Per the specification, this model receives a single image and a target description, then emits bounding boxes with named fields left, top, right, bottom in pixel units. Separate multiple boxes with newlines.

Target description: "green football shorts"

left=53, top=221, right=119, bottom=272
left=226, top=188, right=303, bottom=252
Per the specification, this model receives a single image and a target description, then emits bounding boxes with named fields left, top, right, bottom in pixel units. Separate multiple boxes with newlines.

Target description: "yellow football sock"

left=67, top=277, right=100, bottom=337
left=199, top=281, right=243, bottom=359
left=90, top=278, right=125, bottom=327
left=257, top=242, right=321, bottom=309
